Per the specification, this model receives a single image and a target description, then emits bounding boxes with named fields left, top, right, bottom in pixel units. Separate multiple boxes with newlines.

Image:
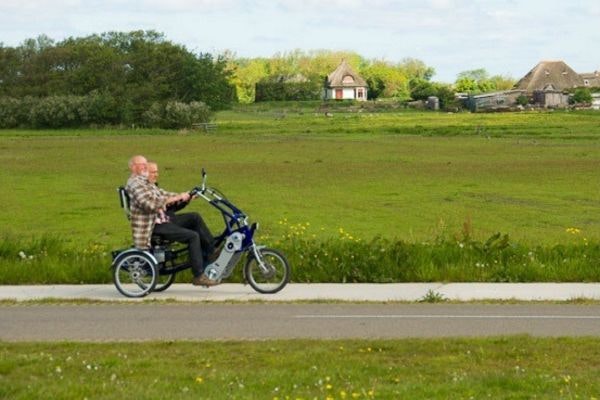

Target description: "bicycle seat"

left=117, top=186, right=131, bottom=220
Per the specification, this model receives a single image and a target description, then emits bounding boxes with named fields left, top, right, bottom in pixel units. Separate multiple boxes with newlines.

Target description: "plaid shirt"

left=125, top=174, right=177, bottom=249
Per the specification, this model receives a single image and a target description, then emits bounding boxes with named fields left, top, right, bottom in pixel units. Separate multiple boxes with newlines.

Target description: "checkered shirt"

left=125, top=174, right=177, bottom=249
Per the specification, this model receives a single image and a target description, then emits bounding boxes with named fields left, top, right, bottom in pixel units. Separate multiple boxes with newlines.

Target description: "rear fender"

left=111, top=248, right=158, bottom=268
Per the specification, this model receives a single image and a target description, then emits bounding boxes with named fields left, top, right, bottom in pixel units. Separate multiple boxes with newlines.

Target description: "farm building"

left=324, top=60, right=368, bottom=101
left=592, top=93, right=600, bottom=110
left=581, top=71, right=600, bottom=88
left=466, top=90, right=525, bottom=112
left=515, top=61, right=584, bottom=92
left=532, top=89, right=569, bottom=108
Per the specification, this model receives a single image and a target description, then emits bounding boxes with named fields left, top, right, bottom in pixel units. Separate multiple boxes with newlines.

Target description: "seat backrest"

left=117, top=186, right=131, bottom=220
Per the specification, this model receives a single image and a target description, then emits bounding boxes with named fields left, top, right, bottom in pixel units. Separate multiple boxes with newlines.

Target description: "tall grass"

left=276, top=221, right=600, bottom=283
left=0, top=234, right=109, bottom=284
left=2, top=231, right=599, bottom=284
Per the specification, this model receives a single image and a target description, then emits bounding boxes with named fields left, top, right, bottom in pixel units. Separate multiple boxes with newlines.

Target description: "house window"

left=342, top=75, right=355, bottom=84
left=357, top=88, right=364, bottom=99
left=584, top=79, right=590, bottom=86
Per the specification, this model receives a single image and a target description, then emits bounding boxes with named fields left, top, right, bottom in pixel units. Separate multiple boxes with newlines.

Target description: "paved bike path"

left=2, top=283, right=600, bottom=302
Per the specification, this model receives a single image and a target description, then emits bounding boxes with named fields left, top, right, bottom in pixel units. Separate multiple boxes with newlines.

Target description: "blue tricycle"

left=112, top=169, right=290, bottom=297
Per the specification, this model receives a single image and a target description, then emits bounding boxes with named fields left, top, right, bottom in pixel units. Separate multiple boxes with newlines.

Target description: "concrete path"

left=2, top=283, right=600, bottom=302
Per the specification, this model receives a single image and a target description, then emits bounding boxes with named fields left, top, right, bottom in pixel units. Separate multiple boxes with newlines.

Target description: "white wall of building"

left=324, top=87, right=367, bottom=101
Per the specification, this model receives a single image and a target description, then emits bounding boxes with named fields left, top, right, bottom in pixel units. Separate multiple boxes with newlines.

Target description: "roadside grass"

left=3, top=231, right=600, bottom=284
left=2, top=337, right=600, bottom=399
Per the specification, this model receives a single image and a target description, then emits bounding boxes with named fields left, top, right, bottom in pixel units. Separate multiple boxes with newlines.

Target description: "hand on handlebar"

left=166, top=192, right=191, bottom=205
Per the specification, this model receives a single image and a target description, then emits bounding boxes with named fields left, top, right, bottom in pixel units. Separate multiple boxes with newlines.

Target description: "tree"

left=399, top=58, right=435, bottom=81
left=572, top=88, right=592, bottom=104
left=0, top=30, right=236, bottom=126
left=489, top=74, right=516, bottom=91
left=360, top=60, right=410, bottom=100
left=455, top=68, right=497, bottom=94
left=229, top=57, right=268, bottom=103
left=410, top=78, right=438, bottom=100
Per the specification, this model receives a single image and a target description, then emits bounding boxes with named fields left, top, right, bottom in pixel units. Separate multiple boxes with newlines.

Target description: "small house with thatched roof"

left=515, top=60, right=584, bottom=92
left=324, top=60, right=368, bottom=101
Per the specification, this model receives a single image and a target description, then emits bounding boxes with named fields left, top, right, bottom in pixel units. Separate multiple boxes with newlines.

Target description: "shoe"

left=192, top=274, right=218, bottom=287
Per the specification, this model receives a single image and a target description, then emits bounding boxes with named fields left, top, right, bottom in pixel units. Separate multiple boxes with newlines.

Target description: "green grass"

left=2, top=337, right=600, bottom=399
left=4, top=232, right=600, bottom=284
left=2, top=107, right=600, bottom=283
left=2, top=125, right=600, bottom=246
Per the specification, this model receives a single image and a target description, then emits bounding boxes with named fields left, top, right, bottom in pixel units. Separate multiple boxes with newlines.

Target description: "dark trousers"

left=153, top=213, right=215, bottom=277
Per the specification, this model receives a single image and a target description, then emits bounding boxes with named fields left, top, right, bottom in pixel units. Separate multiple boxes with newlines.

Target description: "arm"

left=126, top=177, right=167, bottom=213
left=158, top=187, right=191, bottom=206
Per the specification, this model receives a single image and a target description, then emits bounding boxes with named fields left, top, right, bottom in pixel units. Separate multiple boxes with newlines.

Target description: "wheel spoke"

left=245, top=248, right=289, bottom=294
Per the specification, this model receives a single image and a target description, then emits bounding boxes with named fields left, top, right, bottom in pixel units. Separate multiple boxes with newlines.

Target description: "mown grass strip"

left=1, top=337, right=600, bottom=399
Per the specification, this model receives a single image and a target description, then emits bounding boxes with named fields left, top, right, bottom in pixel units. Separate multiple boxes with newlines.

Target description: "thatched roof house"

left=515, top=61, right=584, bottom=92
left=324, top=60, right=368, bottom=101
left=581, top=71, right=600, bottom=88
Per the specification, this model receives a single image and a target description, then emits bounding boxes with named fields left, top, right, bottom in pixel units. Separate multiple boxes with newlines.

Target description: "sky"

left=1, top=0, right=599, bottom=83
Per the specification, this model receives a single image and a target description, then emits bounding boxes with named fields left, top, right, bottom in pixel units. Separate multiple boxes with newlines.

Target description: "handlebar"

left=188, top=168, right=248, bottom=224
left=189, top=168, right=208, bottom=197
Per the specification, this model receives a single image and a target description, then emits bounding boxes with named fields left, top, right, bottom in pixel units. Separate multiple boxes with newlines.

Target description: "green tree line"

left=0, top=31, right=234, bottom=128
left=227, top=50, right=517, bottom=107
left=1, top=31, right=522, bottom=129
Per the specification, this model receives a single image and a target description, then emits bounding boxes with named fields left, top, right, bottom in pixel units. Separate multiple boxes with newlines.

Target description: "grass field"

left=2, top=337, right=600, bottom=399
left=3, top=107, right=600, bottom=400
left=2, top=106, right=600, bottom=283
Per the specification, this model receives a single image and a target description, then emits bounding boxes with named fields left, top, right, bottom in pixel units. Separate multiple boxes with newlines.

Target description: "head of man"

left=128, top=155, right=148, bottom=177
left=147, top=161, right=159, bottom=184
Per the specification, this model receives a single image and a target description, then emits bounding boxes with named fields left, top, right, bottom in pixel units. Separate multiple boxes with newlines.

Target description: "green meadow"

left=2, top=105, right=600, bottom=283
left=2, top=337, right=600, bottom=399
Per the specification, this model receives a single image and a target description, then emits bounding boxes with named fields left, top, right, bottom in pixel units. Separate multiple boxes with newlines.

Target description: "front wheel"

left=244, top=248, right=290, bottom=294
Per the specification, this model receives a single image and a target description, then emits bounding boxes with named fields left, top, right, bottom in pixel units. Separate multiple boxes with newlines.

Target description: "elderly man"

left=147, top=160, right=216, bottom=258
left=125, top=155, right=217, bottom=287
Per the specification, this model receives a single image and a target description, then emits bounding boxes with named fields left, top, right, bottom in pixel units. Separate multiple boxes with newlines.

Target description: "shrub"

left=29, top=95, right=88, bottom=128
left=572, top=88, right=592, bottom=104
left=86, top=91, right=123, bottom=126
left=142, top=100, right=213, bottom=129
left=0, top=97, right=21, bottom=128
left=255, top=78, right=322, bottom=102
left=516, top=95, right=529, bottom=106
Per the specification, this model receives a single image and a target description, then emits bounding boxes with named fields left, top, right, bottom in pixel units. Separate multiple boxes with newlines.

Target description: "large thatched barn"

left=515, top=60, right=584, bottom=92
left=324, top=60, right=368, bottom=101
left=515, top=61, right=585, bottom=107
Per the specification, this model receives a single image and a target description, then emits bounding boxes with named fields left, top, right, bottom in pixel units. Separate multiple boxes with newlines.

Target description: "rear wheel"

left=113, top=251, right=157, bottom=298
left=244, top=248, right=290, bottom=294
left=154, top=271, right=176, bottom=292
